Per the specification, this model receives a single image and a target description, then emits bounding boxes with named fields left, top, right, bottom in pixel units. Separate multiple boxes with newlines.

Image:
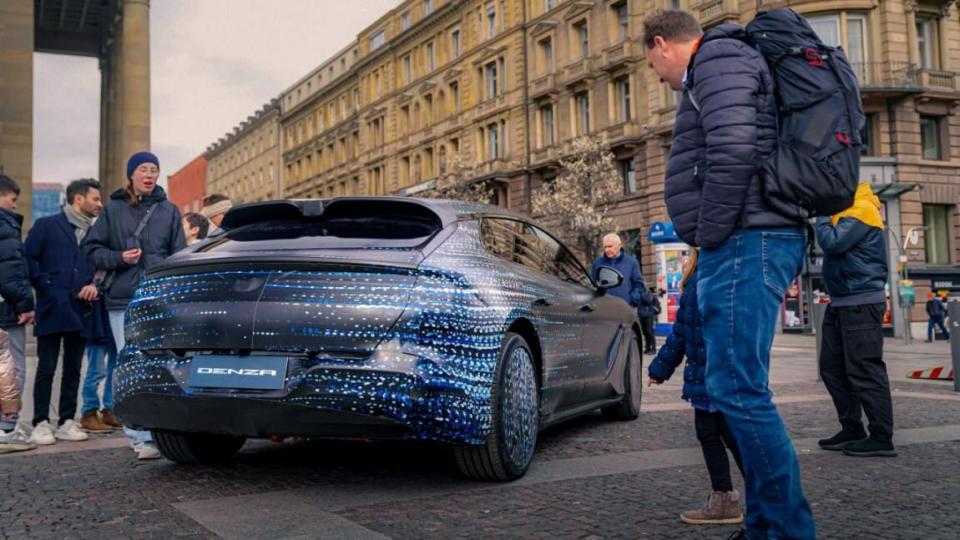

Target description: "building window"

left=488, top=123, right=500, bottom=160
left=487, top=5, right=497, bottom=38
left=424, top=0, right=433, bottom=15
left=353, top=89, right=360, bottom=110
left=576, top=91, right=590, bottom=134
left=449, top=81, right=461, bottom=113
left=485, top=61, right=498, bottom=99
left=439, top=145, right=447, bottom=175
left=574, top=20, right=589, bottom=59
left=426, top=42, right=435, bottom=71
left=916, top=17, right=934, bottom=69
left=614, top=2, right=628, bottom=42
left=920, top=115, right=945, bottom=160
left=401, top=105, right=410, bottom=133
left=808, top=13, right=867, bottom=67
left=616, top=76, right=631, bottom=122
left=540, top=103, right=554, bottom=146
left=539, top=37, right=553, bottom=74
left=404, top=55, right=412, bottom=83
left=924, top=205, right=952, bottom=264
left=424, top=94, right=434, bottom=125
left=498, top=56, right=506, bottom=94
left=402, top=156, right=411, bottom=184
left=621, top=158, right=637, bottom=194
left=451, top=28, right=461, bottom=58
left=545, top=0, right=555, bottom=11
left=424, top=147, right=434, bottom=178
left=402, top=11, right=411, bottom=31
left=414, top=154, right=422, bottom=182
left=861, top=113, right=877, bottom=156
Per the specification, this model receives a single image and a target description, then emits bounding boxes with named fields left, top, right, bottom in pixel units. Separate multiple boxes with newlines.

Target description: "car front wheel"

left=152, top=430, right=246, bottom=465
left=455, top=332, right=539, bottom=481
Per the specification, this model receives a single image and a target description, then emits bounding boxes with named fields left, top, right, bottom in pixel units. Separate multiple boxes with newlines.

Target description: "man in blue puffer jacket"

left=643, top=10, right=813, bottom=538
left=816, top=183, right=895, bottom=458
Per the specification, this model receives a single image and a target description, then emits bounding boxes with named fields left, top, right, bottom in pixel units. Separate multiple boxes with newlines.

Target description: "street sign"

left=908, top=229, right=920, bottom=246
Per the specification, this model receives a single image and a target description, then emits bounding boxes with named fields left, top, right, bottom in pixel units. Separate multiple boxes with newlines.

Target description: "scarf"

left=63, top=204, right=94, bottom=244
left=831, top=183, right=884, bottom=230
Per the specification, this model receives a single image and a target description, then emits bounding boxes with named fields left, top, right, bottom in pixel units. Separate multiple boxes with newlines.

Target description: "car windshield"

left=198, top=201, right=442, bottom=252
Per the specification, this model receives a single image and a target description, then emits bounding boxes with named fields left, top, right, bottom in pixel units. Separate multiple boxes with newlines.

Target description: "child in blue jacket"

left=648, top=249, right=744, bottom=525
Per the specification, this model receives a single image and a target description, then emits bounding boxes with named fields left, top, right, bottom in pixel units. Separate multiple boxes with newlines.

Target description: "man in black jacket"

left=644, top=10, right=814, bottom=538
left=0, top=175, right=35, bottom=434
left=817, top=183, right=895, bottom=457
left=926, top=292, right=949, bottom=342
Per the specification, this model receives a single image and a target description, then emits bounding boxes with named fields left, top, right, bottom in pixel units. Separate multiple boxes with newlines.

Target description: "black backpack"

left=745, top=8, right=865, bottom=218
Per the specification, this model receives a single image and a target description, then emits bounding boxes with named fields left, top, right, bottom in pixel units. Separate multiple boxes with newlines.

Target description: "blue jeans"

left=81, top=342, right=117, bottom=414
left=698, top=228, right=816, bottom=539
left=108, top=310, right=153, bottom=447
left=928, top=315, right=949, bottom=342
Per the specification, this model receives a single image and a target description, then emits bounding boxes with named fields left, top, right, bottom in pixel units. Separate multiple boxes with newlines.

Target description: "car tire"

left=454, top=332, right=540, bottom=482
left=602, top=332, right=642, bottom=421
left=152, top=430, right=246, bottom=465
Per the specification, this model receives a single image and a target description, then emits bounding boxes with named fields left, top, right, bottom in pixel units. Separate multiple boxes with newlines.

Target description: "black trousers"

left=33, top=332, right=86, bottom=426
left=819, top=303, right=894, bottom=442
left=640, top=317, right=656, bottom=351
left=695, top=408, right=744, bottom=492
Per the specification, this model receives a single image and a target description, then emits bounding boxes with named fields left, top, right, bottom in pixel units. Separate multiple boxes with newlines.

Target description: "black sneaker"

left=843, top=438, right=897, bottom=457
left=818, top=430, right=867, bottom=451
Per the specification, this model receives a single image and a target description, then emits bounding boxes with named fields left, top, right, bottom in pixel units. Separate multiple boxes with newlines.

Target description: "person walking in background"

left=649, top=248, right=744, bottom=526
left=639, top=286, right=660, bottom=353
left=816, top=183, right=896, bottom=458
left=644, top=10, right=815, bottom=538
left=24, top=179, right=105, bottom=444
left=182, top=212, right=210, bottom=246
left=0, top=175, right=35, bottom=435
left=0, top=328, right=35, bottom=453
left=82, top=152, right=186, bottom=460
left=200, top=194, right=232, bottom=235
left=591, top=233, right=652, bottom=324
left=926, top=292, right=949, bottom=342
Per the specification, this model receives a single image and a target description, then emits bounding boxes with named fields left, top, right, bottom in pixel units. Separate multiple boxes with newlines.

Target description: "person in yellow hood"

left=815, top=182, right=895, bottom=458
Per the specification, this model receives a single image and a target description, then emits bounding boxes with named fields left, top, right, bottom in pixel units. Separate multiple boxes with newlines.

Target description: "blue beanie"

left=126, top=151, right=160, bottom=180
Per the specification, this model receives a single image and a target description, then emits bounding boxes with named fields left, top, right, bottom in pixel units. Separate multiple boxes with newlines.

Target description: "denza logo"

left=197, top=367, right=278, bottom=377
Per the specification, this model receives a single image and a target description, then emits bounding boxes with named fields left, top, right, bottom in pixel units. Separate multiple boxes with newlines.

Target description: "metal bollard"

left=812, top=302, right=829, bottom=382
left=949, top=302, right=960, bottom=392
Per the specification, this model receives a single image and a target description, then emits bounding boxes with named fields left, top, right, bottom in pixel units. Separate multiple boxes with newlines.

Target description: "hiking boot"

left=30, top=421, right=56, bottom=445
left=81, top=410, right=113, bottom=434
left=54, top=419, right=90, bottom=442
left=0, top=426, right=36, bottom=454
left=818, top=429, right=867, bottom=451
left=100, top=409, right=122, bottom=429
left=680, top=490, right=744, bottom=525
left=843, top=438, right=897, bottom=457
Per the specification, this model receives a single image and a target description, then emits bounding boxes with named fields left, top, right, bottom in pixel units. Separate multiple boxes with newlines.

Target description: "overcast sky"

left=32, top=0, right=398, bottom=187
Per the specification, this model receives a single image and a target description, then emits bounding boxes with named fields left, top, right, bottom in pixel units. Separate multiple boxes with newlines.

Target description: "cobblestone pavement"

left=1, top=335, right=958, bottom=539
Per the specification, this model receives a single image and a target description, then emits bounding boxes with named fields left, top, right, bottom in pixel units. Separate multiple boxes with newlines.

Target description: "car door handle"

left=533, top=298, right=552, bottom=307
left=580, top=303, right=596, bottom=312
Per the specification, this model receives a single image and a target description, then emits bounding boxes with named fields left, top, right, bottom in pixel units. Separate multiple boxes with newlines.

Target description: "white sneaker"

left=54, top=420, right=90, bottom=442
left=0, top=426, right=37, bottom=453
left=30, top=421, right=57, bottom=445
left=133, top=442, right=161, bottom=460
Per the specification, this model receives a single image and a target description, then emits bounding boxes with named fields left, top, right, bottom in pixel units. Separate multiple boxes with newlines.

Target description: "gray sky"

left=33, top=0, right=397, bottom=187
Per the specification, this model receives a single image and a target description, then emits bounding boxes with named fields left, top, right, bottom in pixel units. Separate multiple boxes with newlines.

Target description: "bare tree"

left=419, top=153, right=496, bottom=204
left=532, top=135, right=622, bottom=259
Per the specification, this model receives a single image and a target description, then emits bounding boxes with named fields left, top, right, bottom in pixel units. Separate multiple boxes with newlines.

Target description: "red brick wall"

left=167, top=155, right=207, bottom=215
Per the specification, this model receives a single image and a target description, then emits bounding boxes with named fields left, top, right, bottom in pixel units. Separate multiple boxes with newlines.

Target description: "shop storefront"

left=648, top=222, right=691, bottom=333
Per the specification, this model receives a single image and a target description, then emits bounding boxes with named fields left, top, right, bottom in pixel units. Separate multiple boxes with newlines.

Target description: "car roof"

left=221, top=196, right=532, bottom=230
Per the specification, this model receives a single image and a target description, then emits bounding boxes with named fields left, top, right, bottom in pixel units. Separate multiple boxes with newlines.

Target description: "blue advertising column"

left=648, top=222, right=690, bottom=334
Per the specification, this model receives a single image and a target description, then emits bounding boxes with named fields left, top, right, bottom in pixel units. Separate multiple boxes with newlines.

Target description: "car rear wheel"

left=455, top=332, right=539, bottom=482
left=152, top=430, right=246, bottom=465
left=602, top=332, right=642, bottom=420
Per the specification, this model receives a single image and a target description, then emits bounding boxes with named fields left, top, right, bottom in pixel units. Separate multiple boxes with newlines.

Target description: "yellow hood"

left=832, top=183, right=884, bottom=229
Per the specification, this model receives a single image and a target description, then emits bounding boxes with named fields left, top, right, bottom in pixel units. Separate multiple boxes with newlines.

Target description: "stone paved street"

left=2, top=334, right=959, bottom=539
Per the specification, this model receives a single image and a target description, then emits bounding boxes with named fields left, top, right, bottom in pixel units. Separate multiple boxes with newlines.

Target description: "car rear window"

left=198, top=200, right=443, bottom=252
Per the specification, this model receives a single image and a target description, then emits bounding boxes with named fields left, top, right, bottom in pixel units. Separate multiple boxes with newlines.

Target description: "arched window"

left=438, top=145, right=447, bottom=175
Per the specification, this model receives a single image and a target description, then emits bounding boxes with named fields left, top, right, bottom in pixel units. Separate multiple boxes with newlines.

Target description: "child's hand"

left=648, top=377, right=663, bottom=387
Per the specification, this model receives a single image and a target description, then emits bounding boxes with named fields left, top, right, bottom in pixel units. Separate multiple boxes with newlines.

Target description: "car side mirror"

left=596, top=266, right=624, bottom=291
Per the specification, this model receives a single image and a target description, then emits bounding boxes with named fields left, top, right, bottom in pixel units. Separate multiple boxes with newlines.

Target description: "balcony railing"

left=918, top=68, right=959, bottom=91
left=851, top=62, right=919, bottom=91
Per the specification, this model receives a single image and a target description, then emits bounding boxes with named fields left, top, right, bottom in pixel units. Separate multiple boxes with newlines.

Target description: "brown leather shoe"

left=80, top=410, right=113, bottom=434
left=99, top=409, right=122, bottom=429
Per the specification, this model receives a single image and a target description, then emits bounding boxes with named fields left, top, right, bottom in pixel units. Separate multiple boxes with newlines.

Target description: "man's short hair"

left=603, top=233, right=622, bottom=245
left=643, top=10, right=703, bottom=48
left=202, top=193, right=230, bottom=206
left=0, top=174, right=20, bottom=197
left=183, top=212, right=210, bottom=240
left=65, top=178, right=102, bottom=204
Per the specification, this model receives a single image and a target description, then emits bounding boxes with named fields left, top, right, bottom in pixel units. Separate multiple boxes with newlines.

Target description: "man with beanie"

left=201, top=193, right=233, bottom=235
left=82, top=152, right=186, bottom=459
left=0, top=174, right=35, bottom=436
left=24, top=179, right=104, bottom=444
left=816, top=183, right=896, bottom=457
